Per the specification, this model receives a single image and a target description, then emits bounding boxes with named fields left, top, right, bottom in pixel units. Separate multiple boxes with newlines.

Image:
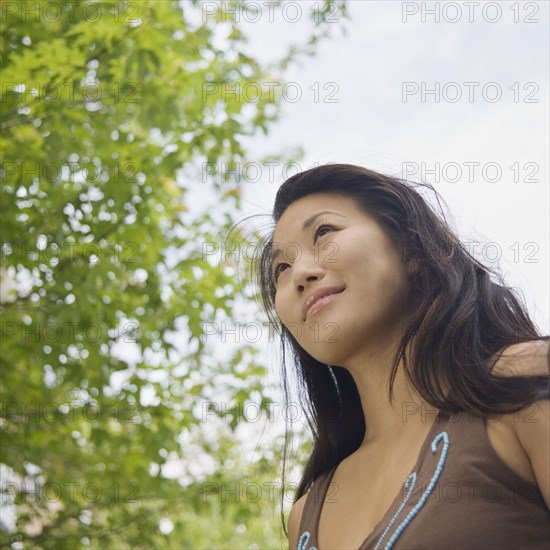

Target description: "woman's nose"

left=292, top=259, right=326, bottom=291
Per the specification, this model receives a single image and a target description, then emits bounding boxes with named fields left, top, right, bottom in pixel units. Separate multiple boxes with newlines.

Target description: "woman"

left=254, top=164, right=549, bottom=549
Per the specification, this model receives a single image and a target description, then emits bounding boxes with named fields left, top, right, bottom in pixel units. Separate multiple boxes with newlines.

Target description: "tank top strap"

left=297, top=465, right=337, bottom=547
left=431, top=407, right=546, bottom=504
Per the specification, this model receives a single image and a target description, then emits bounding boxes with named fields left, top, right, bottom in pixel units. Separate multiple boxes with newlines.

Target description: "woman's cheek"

left=274, top=294, right=291, bottom=326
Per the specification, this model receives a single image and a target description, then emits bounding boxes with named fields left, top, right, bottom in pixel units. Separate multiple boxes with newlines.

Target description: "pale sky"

left=228, top=0, right=550, bottom=334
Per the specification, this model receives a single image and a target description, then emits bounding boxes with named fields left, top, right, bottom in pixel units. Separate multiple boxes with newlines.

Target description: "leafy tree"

left=0, top=0, right=347, bottom=547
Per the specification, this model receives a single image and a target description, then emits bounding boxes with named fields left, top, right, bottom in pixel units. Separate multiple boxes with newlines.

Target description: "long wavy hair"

left=253, top=163, right=549, bottom=534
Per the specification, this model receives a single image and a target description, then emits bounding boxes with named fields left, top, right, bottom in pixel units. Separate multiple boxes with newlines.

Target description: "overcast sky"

left=227, top=0, right=550, bottom=334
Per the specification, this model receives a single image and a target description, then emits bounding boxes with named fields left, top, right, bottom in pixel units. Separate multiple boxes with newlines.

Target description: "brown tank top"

left=298, top=401, right=550, bottom=549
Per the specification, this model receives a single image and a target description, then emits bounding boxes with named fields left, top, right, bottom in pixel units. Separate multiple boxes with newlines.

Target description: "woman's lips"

left=305, top=291, right=343, bottom=319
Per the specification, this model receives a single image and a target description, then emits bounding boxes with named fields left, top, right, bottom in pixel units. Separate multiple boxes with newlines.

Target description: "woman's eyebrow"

left=271, top=211, right=345, bottom=261
left=302, top=210, right=345, bottom=231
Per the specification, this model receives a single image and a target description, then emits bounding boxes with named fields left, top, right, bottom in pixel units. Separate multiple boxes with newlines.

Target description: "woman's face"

left=272, top=192, right=411, bottom=367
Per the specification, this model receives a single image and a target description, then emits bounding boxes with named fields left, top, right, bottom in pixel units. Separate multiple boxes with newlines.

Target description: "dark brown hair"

left=253, top=163, right=549, bottom=535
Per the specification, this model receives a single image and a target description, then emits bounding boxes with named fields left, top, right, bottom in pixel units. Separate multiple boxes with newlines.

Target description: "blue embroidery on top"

left=374, top=431, right=450, bottom=550
left=373, top=472, right=417, bottom=550
left=298, top=530, right=317, bottom=550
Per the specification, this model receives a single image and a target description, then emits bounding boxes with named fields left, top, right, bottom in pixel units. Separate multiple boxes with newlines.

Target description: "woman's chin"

left=304, top=342, right=351, bottom=368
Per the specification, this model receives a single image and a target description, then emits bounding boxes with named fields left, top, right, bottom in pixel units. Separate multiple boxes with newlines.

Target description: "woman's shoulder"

left=490, top=338, right=550, bottom=378
left=485, top=339, right=550, bottom=508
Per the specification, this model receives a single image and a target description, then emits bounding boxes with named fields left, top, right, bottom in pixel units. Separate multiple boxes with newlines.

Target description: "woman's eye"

left=314, top=224, right=335, bottom=240
left=273, top=263, right=289, bottom=281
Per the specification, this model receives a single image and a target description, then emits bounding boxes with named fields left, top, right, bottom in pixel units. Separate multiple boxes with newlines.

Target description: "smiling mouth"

left=305, top=290, right=344, bottom=319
